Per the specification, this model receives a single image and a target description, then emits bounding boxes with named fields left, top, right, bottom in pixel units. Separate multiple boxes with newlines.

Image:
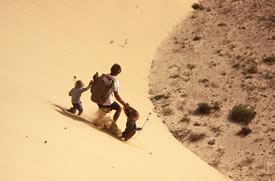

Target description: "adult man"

left=97, top=64, right=128, bottom=121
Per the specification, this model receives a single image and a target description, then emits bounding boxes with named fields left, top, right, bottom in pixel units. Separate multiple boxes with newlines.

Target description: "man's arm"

left=114, top=91, right=128, bottom=107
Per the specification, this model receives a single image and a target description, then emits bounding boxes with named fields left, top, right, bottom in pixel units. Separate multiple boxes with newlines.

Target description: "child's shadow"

left=52, top=103, right=95, bottom=127
left=52, top=103, right=122, bottom=141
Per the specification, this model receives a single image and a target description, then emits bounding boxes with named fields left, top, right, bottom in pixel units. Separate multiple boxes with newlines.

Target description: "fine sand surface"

left=149, top=0, right=274, bottom=181
left=0, top=1, right=231, bottom=181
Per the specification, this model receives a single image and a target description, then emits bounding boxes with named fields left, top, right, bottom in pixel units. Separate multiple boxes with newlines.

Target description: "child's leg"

left=68, top=104, right=77, bottom=114
left=74, top=103, right=83, bottom=116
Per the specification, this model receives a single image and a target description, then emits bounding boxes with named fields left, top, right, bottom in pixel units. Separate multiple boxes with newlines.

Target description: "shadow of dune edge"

left=0, top=0, right=231, bottom=180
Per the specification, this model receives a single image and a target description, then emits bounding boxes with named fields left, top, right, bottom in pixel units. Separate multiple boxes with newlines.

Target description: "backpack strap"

left=103, top=74, right=115, bottom=88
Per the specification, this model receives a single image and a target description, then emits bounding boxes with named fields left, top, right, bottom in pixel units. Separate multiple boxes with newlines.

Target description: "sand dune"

left=0, top=0, right=230, bottom=180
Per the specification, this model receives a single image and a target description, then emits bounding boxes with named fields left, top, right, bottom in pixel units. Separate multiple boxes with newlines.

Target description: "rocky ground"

left=149, top=0, right=275, bottom=180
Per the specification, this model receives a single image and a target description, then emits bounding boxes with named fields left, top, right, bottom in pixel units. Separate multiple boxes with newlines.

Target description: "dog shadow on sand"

left=52, top=103, right=122, bottom=140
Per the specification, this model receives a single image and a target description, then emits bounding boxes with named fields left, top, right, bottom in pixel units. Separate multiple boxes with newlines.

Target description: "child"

left=121, top=105, right=142, bottom=141
left=68, top=80, right=92, bottom=116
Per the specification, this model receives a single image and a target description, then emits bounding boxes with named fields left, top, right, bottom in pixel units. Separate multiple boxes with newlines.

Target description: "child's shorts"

left=72, top=102, right=83, bottom=111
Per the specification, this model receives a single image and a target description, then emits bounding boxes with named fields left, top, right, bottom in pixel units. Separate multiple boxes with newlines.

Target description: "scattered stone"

left=193, top=122, right=201, bottom=126
left=208, top=140, right=215, bottom=145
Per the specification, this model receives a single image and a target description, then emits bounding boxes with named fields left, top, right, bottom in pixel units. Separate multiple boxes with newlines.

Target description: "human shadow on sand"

left=52, top=103, right=122, bottom=141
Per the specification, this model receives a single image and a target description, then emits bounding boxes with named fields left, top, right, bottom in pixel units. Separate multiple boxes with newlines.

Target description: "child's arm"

left=81, top=80, right=93, bottom=93
left=68, top=89, right=73, bottom=96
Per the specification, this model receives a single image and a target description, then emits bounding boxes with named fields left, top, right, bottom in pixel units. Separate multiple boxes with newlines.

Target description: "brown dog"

left=121, top=106, right=140, bottom=141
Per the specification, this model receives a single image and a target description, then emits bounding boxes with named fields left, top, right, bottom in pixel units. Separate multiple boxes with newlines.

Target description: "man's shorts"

left=98, top=101, right=121, bottom=111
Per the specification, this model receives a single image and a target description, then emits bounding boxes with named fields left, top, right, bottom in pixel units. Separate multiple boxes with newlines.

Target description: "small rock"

left=193, top=122, right=201, bottom=126
left=208, top=140, right=215, bottom=145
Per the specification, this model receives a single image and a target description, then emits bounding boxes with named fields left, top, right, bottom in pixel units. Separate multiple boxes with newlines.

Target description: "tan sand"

left=0, top=1, right=230, bottom=180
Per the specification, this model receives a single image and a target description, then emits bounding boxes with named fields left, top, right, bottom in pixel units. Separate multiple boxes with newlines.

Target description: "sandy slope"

left=0, top=1, right=230, bottom=180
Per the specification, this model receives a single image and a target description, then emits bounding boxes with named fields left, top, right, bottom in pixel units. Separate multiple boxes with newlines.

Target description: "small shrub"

left=193, top=36, right=201, bottom=41
left=169, top=74, right=179, bottom=79
left=232, top=63, right=240, bottom=69
left=186, top=64, right=196, bottom=71
left=192, top=3, right=204, bottom=10
left=240, top=158, right=254, bottom=167
left=152, top=94, right=169, bottom=101
left=230, top=104, right=256, bottom=125
left=236, top=55, right=242, bottom=60
left=163, top=108, right=174, bottom=116
left=263, top=56, right=275, bottom=65
left=188, top=133, right=206, bottom=142
left=210, top=126, right=223, bottom=136
left=199, top=79, right=209, bottom=83
left=246, top=65, right=258, bottom=74
left=236, top=127, right=252, bottom=137
left=217, top=23, right=227, bottom=27
left=180, top=93, right=188, bottom=98
left=212, top=102, right=221, bottom=111
left=193, top=122, right=201, bottom=126
left=180, top=116, right=190, bottom=124
left=172, top=129, right=191, bottom=140
left=195, top=103, right=212, bottom=115
left=209, top=159, right=220, bottom=168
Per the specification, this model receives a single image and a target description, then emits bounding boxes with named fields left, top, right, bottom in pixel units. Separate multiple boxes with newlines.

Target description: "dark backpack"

left=91, top=73, right=114, bottom=104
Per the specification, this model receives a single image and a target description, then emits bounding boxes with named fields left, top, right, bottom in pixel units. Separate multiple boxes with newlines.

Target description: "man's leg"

left=110, top=102, right=122, bottom=121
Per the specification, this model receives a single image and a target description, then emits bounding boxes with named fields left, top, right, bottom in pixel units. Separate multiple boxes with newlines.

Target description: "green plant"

left=230, top=104, right=256, bottom=125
